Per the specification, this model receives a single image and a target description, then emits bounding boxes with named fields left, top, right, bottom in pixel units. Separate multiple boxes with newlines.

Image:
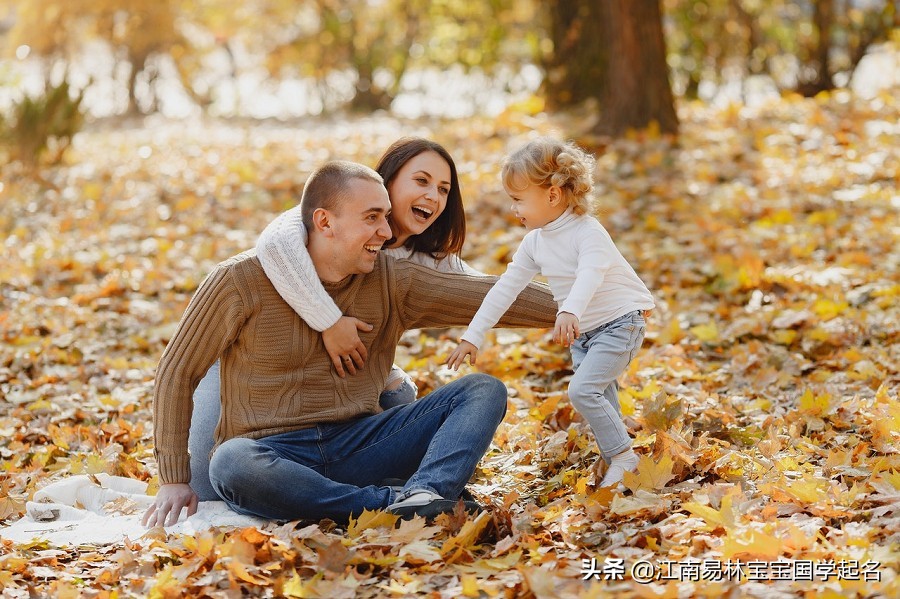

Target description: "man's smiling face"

left=326, top=177, right=392, bottom=279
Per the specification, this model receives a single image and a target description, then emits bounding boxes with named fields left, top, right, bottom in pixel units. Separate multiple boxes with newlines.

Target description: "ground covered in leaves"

left=1, top=87, right=898, bottom=597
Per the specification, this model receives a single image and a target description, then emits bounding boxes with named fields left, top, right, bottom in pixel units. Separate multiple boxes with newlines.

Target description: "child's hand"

left=447, top=341, right=478, bottom=371
left=553, top=312, right=580, bottom=347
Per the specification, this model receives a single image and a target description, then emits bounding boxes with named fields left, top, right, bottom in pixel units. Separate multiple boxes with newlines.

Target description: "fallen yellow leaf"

left=346, top=509, right=399, bottom=538
left=623, top=454, right=675, bottom=492
left=721, top=527, right=782, bottom=559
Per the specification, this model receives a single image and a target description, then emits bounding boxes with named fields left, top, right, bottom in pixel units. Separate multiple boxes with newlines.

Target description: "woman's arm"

left=256, top=205, right=343, bottom=330
left=257, top=207, right=370, bottom=375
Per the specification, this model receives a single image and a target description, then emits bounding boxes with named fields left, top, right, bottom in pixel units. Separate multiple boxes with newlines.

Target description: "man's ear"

left=312, top=208, right=334, bottom=236
left=548, top=185, right=563, bottom=206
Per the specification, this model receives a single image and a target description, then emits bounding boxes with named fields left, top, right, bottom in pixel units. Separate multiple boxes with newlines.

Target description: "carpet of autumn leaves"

left=1, top=85, right=898, bottom=598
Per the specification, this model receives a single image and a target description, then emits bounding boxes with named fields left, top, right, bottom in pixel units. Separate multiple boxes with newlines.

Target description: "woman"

left=189, top=138, right=480, bottom=500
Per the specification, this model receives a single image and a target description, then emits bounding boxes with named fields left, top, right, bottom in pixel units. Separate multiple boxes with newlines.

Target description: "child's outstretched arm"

left=447, top=340, right=478, bottom=370
left=256, top=206, right=371, bottom=376
left=446, top=236, right=542, bottom=369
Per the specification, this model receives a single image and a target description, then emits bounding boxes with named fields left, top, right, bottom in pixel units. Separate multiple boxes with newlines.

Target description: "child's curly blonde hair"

left=501, top=137, right=595, bottom=215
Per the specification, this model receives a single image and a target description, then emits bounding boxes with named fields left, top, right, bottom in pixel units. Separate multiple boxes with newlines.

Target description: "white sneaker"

left=387, top=489, right=482, bottom=520
left=600, top=449, right=640, bottom=489
left=387, top=489, right=443, bottom=511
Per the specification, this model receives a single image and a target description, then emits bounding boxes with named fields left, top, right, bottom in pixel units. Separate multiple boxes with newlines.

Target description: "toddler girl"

left=447, top=137, right=654, bottom=489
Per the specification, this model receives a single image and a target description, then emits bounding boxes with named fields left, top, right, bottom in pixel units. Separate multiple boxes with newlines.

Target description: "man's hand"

left=324, top=316, right=373, bottom=377
left=553, top=312, right=580, bottom=347
left=447, top=340, right=478, bottom=371
left=141, top=483, right=198, bottom=528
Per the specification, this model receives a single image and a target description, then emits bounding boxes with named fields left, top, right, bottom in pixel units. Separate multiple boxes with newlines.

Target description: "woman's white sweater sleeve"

left=255, top=205, right=343, bottom=331
left=401, top=250, right=483, bottom=276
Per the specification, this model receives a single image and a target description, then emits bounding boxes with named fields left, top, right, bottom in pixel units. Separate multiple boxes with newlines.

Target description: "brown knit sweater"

left=153, top=250, right=556, bottom=484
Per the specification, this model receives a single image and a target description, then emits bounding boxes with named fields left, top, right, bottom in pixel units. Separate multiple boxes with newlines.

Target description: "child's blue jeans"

left=569, top=310, right=646, bottom=462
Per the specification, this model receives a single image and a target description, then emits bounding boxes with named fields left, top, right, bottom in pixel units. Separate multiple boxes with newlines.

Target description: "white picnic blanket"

left=0, top=474, right=266, bottom=546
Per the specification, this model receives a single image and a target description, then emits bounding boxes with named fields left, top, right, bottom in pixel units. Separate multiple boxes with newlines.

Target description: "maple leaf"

left=690, top=321, right=719, bottom=343
left=181, top=531, right=218, bottom=559
left=434, top=499, right=476, bottom=534
left=460, top=574, right=481, bottom=598
left=228, top=559, right=268, bottom=585
left=283, top=571, right=323, bottom=598
left=390, top=517, right=442, bottom=544
left=238, top=526, right=270, bottom=546
left=682, top=493, right=736, bottom=530
left=867, top=470, right=900, bottom=517
left=346, top=508, right=398, bottom=538
left=583, top=486, right=615, bottom=519
left=0, top=481, right=26, bottom=520
left=459, top=550, right=523, bottom=575
left=219, top=535, right=257, bottom=565
left=798, top=388, right=833, bottom=416
left=721, top=526, right=782, bottom=559
left=520, top=565, right=562, bottom=598
left=398, top=540, right=442, bottom=564
left=609, top=490, right=670, bottom=516
left=780, top=475, right=830, bottom=504
left=640, top=391, right=682, bottom=432
left=441, top=510, right=491, bottom=560
left=812, top=298, right=848, bottom=320
left=102, top=496, right=141, bottom=516
left=529, top=394, right=562, bottom=421
left=148, top=565, right=182, bottom=599
left=656, top=317, right=685, bottom=345
left=315, top=539, right=351, bottom=574
left=623, top=454, right=676, bottom=492
left=378, top=579, right=424, bottom=595
left=653, top=428, right=698, bottom=467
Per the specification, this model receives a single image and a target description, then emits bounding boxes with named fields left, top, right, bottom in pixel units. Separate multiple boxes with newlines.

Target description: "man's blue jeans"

left=188, top=361, right=416, bottom=502
left=206, top=373, right=507, bottom=522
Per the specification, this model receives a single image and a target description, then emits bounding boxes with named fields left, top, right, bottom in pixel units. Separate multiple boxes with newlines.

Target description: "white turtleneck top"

left=460, top=209, right=654, bottom=348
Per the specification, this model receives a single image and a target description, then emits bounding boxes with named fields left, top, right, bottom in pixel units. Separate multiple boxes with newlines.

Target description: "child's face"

left=504, top=181, right=567, bottom=230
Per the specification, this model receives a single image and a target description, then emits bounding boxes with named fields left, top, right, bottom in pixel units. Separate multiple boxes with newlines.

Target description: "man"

left=142, top=161, right=556, bottom=526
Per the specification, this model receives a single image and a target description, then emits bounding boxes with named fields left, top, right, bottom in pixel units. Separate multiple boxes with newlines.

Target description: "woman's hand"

left=142, top=483, right=198, bottom=528
left=447, top=340, right=478, bottom=371
left=324, top=316, right=374, bottom=376
left=553, top=312, right=580, bottom=347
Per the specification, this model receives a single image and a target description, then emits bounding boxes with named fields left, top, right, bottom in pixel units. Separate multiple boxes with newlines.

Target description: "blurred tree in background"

left=539, top=0, right=679, bottom=138
left=595, top=0, right=679, bottom=136
left=0, top=0, right=896, bottom=141
left=540, top=0, right=606, bottom=110
left=6, top=0, right=182, bottom=113
left=260, top=0, right=537, bottom=112
left=665, top=0, right=897, bottom=99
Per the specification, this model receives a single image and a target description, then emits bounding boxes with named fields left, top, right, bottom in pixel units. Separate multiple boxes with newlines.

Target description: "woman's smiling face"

left=385, top=150, right=451, bottom=247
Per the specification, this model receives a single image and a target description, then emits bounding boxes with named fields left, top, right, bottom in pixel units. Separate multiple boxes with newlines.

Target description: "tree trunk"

left=127, top=54, right=145, bottom=115
left=797, top=0, right=835, bottom=96
left=542, top=0, right=606, bottom=109
left=349, top=63, right=392, bottom=112
left=593, top=0, right=678, bottom=137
